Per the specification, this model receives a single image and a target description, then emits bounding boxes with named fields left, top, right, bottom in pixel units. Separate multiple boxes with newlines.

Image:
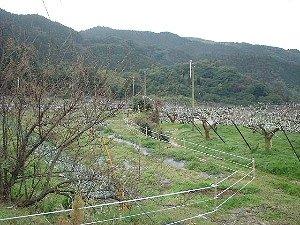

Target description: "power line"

left=41, top=0, right=51, bottom=19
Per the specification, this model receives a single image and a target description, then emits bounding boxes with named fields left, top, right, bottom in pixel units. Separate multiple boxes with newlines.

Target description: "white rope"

left=124, top=120, right=253, bottom=176
left=118, top=122, right=245, bottom=187
left=0, top=186, right=213, bottom=222
left=165, top=209, right=217, bottom=225
left=81, top=198, right=214, bottom=225
left=124, top=122, right=246, bottom=172
left=125, top=119, right=251, bottom=164
left=182, top=143, right=251, bottom=170
left=0, top=117, right=255, bottom=223
left=167, top=174, right=255, bottom=225
left=215, top=171, right=238, bottom=186
left=215, top=176, right=255, bottom=210
left=179, top=138, right=251, bottom=161
left=125, top=115, right=250, bottom=161
left=81, top=118, right=255, bottom=225
left=216, top=169, right=254, bottom=198
left=194, top=155, right=238, bottom=173
left=126, top=122, right=225, bottom=161
left=84, top=186, right=213, bottom=210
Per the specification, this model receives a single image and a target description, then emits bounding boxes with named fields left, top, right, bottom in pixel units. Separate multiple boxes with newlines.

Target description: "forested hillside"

left=82, top=26, right=300, bottom=88
left=1, top=8, right=299, bottom=104
left=145, top=61, right=288, bottom=104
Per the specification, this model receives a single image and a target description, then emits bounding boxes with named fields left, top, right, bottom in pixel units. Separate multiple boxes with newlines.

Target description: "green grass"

left=162, top=122, right=300, bottom=179
left=102, top=114, right=300, bottom=224
left=1, top=112, right=299, bottom=224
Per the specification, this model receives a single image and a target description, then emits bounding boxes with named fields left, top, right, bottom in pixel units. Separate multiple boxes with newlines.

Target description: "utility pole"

left=132, top=75, right=135, bottom=97
left=190, top=60, right=195, bottom=125
left=17, top=77, right=20, bottom=89
left=143, top=70, right=147, bottom=108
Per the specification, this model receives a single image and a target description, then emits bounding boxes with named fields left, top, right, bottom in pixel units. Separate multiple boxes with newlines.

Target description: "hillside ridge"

left=1, top=8, right=299, bottom=104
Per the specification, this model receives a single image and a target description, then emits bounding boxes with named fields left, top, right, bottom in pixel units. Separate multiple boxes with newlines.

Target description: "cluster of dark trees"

left=143, top=61, right=290, bottom=104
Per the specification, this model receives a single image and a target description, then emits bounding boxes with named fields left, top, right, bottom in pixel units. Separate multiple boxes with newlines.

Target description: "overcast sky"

left=1, top=0, right=299, bottom=50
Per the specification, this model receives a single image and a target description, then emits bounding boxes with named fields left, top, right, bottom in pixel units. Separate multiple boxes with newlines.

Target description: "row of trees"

left=162, top=102, right=299, bottom=150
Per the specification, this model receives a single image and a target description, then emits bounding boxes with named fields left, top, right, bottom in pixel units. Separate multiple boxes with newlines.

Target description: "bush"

left=130, top=96, right=153, bottom=111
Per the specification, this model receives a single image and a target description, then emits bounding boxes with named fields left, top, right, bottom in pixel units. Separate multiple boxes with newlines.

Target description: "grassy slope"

left=0, top=113, right=299, bottom=224
left=104, top=114, right=300, bottom=224
left=161, top=122, right=300, bottom=224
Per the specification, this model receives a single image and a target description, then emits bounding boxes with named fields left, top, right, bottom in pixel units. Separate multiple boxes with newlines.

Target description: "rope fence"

left=0, top=117, right=255, bottom=225
left=124, top=118, right=253, bottom=171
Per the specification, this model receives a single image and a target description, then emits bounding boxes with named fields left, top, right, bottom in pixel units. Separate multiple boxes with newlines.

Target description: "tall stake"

left=132, top=76, right=135, bottom=97
left=232, top=120, right=252, bottom=151
left=252, top=158, right=256, bottom=178
left=138, top=142, right=141, bottom=180
left=279, top=123, right=300, bottom=162
left=205, top=119, right=226, bottom=143
left=143, top=71, right=147, bottom=109
left=190, top=60, right=195, bottom=126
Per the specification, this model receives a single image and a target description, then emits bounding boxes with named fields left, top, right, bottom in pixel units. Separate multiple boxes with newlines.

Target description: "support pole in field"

left=279, top=123, right=300, bottom=162
left=17, top=77, right=20, bottom=89
left=143, top=70, right=147, bottom=109
left=102, top=137, right=129, bottom=210
left=138, top=139, right=141, bottom=180
left=190, top=60, right=195, bottom=126
left=252, top=158, right=256, bottom=178
left=232, top=121, right=252, bottom=151
left=205, top=119, right=226, bottom=143
left=213, top=183, right=218, bottom=208
left=132, top=75, right=135, bottom=97
left=190, top=60, right=195, bottom=110
left=190, top=121, right=204, bottom=137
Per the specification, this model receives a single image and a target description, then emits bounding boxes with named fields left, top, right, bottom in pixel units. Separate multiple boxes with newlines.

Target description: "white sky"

left=0, top=0, right=299, bottom=50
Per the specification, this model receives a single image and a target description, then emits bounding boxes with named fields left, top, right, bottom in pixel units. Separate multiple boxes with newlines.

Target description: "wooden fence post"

left=252, top=158, right=255, bottom=178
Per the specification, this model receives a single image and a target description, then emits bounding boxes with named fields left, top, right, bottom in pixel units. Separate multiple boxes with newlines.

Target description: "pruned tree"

left=201, top=118, right=218, bottom=140
left=150, top=101, right=161, bottom=125
left=166, top=112, right=178, bottom=123
left=249, top=124, right=279, bottom=150
left=0, top=39, right=121, bottom=206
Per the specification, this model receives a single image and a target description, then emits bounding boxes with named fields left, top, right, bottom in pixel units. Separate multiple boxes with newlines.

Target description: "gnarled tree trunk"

left=257, top=125, right=279, bottom=150
left=202, top=120, right=211, bottom=140
left=265, top=135, right=273, bottom=150
left=201, top=119, right=218, bottom=140
left=166, top=113, right=177, bottom=123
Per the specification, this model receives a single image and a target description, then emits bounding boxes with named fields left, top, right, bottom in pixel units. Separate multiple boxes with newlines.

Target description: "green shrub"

left=130, top=96, right=153, bottom=111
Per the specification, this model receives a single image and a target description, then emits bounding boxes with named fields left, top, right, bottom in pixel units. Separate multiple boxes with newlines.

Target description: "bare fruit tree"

left=166, top=112, right=178, bottom=123
left=200, top=118, right=217, bottom=140
left=0, top=39, right=120, bottom=206
left=249, top=124, right=280, bottom=150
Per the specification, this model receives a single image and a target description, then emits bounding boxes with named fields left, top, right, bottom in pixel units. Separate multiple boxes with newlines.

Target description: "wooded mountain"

left=1, top=8, right=299, bottom=104
left=81, top=26, right=300, bottom=87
